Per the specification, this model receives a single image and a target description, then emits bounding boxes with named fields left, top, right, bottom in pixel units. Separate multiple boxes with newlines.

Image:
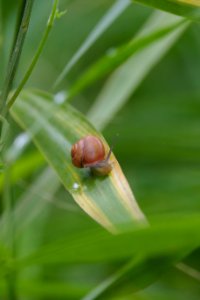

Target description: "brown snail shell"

left=71, top=135, right=112, bottom=176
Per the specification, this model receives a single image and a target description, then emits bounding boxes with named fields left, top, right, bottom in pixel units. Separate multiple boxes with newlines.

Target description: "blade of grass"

left=87, top=11, right=189, bottom=129
left=20, top=213, right=200, bottom=266
left=82, top=255, right=143, bottom=300
left=10, top=89, right=147, bottom=233
left=7, top=0, right=59, bottom=110
left=2, top=164, right=17, bottom=300
left=176, top=263, right=200, bottom=282
left=0, top=167, right=62, bottom=237
left=133, top=0, right=200, bottom=21
left=0, top=0, right=34, bottom=117
left=0, top=167, right=61, bottom=295
left=0, top=1, right=2, bottom=52
left=13, top=167, right=60, bottom=236
left=5, top=132, right=31, bottom=162
left=0, top=151, right=45, bottom=192
left=0, top=280, right=91, bottom=299
left=53, top=0, right=130, bottom=88
left=15, top=167, right=60, bottom=285
left=68, top=16, right=185, bottom=99
left=82, top=254, right=181, bottom=300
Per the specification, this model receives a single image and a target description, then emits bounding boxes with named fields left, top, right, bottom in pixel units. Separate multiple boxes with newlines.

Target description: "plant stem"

left=0, top=0, right=34, bottom=118
left=7, top=0, right=59, bottom=110
left=3, top=162, right=17, bottom=300
left=6, top=276, right=17, bottom=300
left=0, top=1, right=2, bottom=52
left=82, top=255, right=143, bottom=300
left=53, top=0, right=130, bottom=89
left=0, top=2, right=35, bottom=299
left=176, top=263, right=200, bottom=281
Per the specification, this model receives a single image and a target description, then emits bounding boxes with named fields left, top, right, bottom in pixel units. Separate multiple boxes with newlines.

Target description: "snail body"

left=71, top=135, right=112, bottom=176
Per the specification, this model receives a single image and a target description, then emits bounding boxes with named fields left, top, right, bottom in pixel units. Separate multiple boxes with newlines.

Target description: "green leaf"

left=7, top=0, right=59, bottom=110
left=10, top=89, right=146, bottom=233
left=87, top=11, right=189, bottom=129
left=0, top=280, right=90, bottom=299
left=15, top=167, right=61, bottom=284
left=69, top=16, right=185, bottom=99
left=0, top=167, right=60, bottom=283
left=0, top=151, right=45, bottom=191
left=0, top=114, right=10, bottom=152
left=0, top=0, right=35, bottom=116
left=82, top=254, right=177, bottom=300
left=0, top=2, right=2, bottom=52
left=53, top=0, right=130, bottom=88
left=20, top=213, right=199, bottom=266
left=12, top=167, right=60, bottom=238
left=133, top=0, right=200, bottom=21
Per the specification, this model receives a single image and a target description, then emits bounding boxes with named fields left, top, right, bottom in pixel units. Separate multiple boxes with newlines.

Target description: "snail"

left=71, top=135, right=112, bottom=176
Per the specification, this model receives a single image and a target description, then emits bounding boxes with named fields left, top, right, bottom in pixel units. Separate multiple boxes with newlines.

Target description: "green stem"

left=82, top=255, right=144, bottom=300
left=0, top=1, right=2, bottom=52
left=12, top=1, right=28, bottom=55
left=3, top=162, right=17, bottom=299
left=0, top=2, right=35, bottom=298
left=6, top=274, right=17, bottom=300
left=0, top=0, right=35, bottom=117
left=176, top=263, right=200, bottom=281
left=7, top=0, right=59, bottom=110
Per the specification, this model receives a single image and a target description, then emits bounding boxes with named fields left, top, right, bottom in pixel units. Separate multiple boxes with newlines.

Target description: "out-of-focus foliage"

left=1, top=0, right=200, bottom=299
left=133, top=0, right=200, bottom=21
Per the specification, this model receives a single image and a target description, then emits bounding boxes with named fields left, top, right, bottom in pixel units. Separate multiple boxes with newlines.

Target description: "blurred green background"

left=1, top=0, right=200, bottom=299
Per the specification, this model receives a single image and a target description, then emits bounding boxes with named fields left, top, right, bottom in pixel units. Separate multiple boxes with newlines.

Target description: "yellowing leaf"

left=10, top=90, right=147, bottom=233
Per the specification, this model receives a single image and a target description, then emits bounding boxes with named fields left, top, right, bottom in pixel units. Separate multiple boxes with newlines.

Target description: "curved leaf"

left=87, top=12, right=189, bottom=129
left=0, top=151, right=44, bottom=191
left=133, top=0, right=200, bottom=21
left=20, top=213, right=200, bottom=266
left=69, top=14, right=185, bottom=99
left=54, top=0, right=130, bottom=87
left=10, top=89, right=146, bottom=233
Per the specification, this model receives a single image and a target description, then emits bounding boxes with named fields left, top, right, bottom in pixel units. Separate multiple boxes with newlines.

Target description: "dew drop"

left=72, top=182, right=80, bottom=191
left=54, top=91, right=67, bottom=104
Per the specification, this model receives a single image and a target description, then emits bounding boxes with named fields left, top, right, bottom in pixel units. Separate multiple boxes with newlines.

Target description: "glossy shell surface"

left=71, top=135, right=105, bottom=168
